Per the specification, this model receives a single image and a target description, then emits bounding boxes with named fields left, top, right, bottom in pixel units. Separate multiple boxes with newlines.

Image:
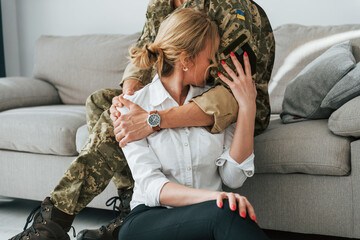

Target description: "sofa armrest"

left=0, top=77, right=61, bottom=111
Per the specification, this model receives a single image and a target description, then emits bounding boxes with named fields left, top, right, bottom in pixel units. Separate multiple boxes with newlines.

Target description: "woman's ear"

left=179, top=52, right=194, bottom=69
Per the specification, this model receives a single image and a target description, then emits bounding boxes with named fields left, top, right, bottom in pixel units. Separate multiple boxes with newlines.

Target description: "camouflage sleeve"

left=120, top=0, right=173, bottom=87
left=192, top=0, right=275, bottom=135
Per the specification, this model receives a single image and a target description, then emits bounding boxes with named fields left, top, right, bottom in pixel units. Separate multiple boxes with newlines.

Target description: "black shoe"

left=76, top=189, right=132, bottom=240
left=9, top=197, right=75, bottom=240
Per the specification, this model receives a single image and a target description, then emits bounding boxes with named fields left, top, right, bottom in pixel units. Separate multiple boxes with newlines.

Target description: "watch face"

left=148, top=113, right=161, bottom=127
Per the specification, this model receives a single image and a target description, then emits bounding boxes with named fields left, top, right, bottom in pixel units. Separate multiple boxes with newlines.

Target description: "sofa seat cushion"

left=0, top=105, right=86, bottom=156
left=254, top=115, right=351, bottom=176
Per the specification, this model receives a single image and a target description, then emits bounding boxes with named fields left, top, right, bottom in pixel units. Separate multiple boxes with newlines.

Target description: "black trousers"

left=118, top=200, right=269, bottom=240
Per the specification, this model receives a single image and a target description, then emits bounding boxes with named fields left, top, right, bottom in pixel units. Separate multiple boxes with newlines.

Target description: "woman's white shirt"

left=118, top=75, right=255, bottom=210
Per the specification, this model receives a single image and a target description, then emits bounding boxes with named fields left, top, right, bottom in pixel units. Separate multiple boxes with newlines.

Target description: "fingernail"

left=241, top=212, right=246, bottom=218
left=217, top=72, right=221, bottom=76
left=252, top=216, right=257, bottom=221
left=218, top=202, right=223, bottom=208
left=231, top=205, right=236, bottom=211
left=244, top=51, right=248, bottom=57
left=230, top=51, right=235, bottom=57
left=221, top=60, right=225, bottom=65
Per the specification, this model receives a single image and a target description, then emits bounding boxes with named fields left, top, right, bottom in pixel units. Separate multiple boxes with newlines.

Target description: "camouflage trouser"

left=50, top=88, right=133, bottom=215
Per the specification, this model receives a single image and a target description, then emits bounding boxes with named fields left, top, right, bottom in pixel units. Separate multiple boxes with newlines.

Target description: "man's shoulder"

left=146, top=0, right=172, bottom=16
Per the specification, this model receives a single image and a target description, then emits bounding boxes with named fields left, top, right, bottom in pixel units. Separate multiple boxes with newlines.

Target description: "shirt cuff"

left=216, top=149, right=255, bottom=177
left=146, top=178, right=170, bottom=208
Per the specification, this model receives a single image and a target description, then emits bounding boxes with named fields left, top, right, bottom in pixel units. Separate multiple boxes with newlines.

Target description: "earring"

left=183, top=67, right=189, bottom=72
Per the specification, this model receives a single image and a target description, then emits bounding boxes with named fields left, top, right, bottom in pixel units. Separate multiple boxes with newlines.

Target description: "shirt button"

left=184, top=143, right=188, bottom=147
left=187, top=167, right=191, bottom=171
left=245, top=171, right=253, bottom=176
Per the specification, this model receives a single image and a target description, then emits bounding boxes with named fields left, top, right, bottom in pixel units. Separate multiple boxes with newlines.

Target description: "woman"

left=117, top=8, right=269, bottom=240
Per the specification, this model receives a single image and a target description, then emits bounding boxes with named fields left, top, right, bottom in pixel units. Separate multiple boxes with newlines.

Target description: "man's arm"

left=114, top=85, right=238, bottom=147
left=159, top=102, right=213, bottom=128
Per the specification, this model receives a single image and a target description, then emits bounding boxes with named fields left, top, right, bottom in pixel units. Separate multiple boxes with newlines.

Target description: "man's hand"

left=110, top=79, right=144, bottom=122
left=113, top=96, right=154, bottom=148
left=122, top=78, right=144, bottom=96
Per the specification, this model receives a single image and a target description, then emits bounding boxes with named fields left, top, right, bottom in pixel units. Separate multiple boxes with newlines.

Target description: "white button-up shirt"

left=119, top=75, right=255, bottom=210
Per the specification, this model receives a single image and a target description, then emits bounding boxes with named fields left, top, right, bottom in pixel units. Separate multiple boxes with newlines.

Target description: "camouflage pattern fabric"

left=51, top=0, right=275, bottom=215
left=50, top=89, right=134, bottom=215
left=122, top=0, right=275, bottom=135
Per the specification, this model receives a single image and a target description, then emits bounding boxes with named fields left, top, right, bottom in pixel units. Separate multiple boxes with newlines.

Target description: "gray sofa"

left=1, top=24, right=360, bottom=238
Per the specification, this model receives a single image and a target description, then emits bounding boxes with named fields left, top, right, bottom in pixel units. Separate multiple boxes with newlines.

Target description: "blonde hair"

left=130, top=8, right=219, bottom=79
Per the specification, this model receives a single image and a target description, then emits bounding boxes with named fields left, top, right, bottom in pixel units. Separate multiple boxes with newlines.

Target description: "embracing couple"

left=11, top=0, right=275, bottom=240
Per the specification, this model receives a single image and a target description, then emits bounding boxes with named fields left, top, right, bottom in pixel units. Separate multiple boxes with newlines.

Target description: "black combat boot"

left=76, top=189, right=132, bottom=240
left=9, top=197, right=75, bottom=240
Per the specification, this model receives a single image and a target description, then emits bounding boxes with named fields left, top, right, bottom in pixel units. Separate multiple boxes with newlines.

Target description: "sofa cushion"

left=0, top=105, right=86, bottom=156
left=269, top=24, right=360, bottom=114
left=280, top=41, right=355, bottom=123
left=254, top=115, right=351, bottom=176
left=0, top=77, right=61, bottom=111
left=34, top=33, right=141, bottom=105
left=321, top=61, right=360, bottom=110
left=76, top=124, right=89, bottom=153
left=328, top=96, right=360, bottom=137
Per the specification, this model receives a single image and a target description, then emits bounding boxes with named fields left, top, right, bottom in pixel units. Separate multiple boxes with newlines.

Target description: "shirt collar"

left=148, top=74, right=198, bottom=107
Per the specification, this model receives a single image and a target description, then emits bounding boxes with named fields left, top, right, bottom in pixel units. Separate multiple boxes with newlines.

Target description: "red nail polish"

left=241, top=212, right=246, bottom=218
left=221, top=60, right=225, bottom=65
left=217, top=72, right=221, bottom=76
left=218, top=202, right=223, bottom=208
left=231, top=205, right=236, bottom=211
left=252, top=216, right=257, bottom=221
left=230, top=51, right=235, bottom=57
left=244, top=51, right=248, bottom=57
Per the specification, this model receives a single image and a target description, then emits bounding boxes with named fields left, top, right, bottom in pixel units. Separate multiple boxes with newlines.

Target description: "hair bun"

left=129, top=43, right=158, bottom=70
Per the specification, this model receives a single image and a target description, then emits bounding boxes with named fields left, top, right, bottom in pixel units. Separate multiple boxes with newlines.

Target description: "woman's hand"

left=215, top=191, right=258, bottom=223
left=217, top=52, right=257, bottom=116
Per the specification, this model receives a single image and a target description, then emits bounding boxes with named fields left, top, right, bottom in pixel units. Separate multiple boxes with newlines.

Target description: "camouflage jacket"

left=121, top=0, right=275, bottom=135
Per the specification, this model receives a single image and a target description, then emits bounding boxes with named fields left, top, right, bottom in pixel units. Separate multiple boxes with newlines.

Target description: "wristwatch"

left=147, top=110, right=161, bottom=131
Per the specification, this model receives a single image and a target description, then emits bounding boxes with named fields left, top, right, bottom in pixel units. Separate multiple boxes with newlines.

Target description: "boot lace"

left=12, top=205, right=77, bottom=239
left=99, top=190, right=132, bottom=233
left=11, top=205, right=43, bottom=239
left=105, top=196, right=121, bottom=216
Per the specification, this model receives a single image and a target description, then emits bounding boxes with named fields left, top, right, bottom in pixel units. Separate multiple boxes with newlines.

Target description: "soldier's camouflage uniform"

left=50, top=0, right=275, bottom=215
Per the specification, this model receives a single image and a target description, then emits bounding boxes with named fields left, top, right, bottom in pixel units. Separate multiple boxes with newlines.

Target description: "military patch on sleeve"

left=236, top=9, right=245, bottom=20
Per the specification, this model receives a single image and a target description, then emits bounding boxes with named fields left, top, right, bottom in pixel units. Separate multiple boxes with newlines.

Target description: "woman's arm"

left=218, top=52, right=257, bottom=164
left=159, top=182, right=217, bottom=207
left=159, top=182, right=257, bottom=221
left=214, top=52, right=257, bottom=188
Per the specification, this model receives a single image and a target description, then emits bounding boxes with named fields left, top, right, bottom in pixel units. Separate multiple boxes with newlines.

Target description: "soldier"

left=10, top=0, right=274, bottom=240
